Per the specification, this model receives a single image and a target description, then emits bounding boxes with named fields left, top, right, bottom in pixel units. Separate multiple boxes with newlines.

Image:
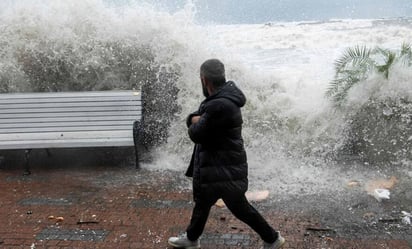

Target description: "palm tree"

left=326, top=43, right=412, bottom=106
left=326, top=46, right=374, bottom=105
left=327, top=43, right=412, bottom=164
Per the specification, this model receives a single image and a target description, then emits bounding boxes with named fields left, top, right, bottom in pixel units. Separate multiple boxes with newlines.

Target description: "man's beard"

left=202, top=84, right=209, bottom=98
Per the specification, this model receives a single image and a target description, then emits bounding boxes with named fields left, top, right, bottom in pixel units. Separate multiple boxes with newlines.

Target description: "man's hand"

left=191, top=115, right=201, bottom=124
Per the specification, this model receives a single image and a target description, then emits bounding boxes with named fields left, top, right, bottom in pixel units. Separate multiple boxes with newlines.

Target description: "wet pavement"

left=0, top=148, right=411, bottom=249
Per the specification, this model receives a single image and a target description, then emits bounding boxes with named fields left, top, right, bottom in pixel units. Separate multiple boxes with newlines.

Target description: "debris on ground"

left=378, top=217, right=402, bottom=223
left=401, top=211, right=411, bottom=225
left=246, top=190, right=269, bottom=201
left=365, top=176, right=397, bottom=201
left=77, top=214, right=99, bottom=224
left=48, top=215, right=64, bottom=223
left=77, top=220, right=99, bottom=225
left=363, top=212, right=375, bottom=219
left=372, top=188, right=390, bottom=202
left=347, top=180, right=361, bottom=187
left=365, top=176, right=398, bottom=192
left=56, top=217, right=64, bottom=222
left=306, top=227, right=336, bottom=233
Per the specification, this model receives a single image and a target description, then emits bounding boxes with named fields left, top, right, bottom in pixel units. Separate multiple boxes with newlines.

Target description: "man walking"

left=168, top=59, right=285, bottom=249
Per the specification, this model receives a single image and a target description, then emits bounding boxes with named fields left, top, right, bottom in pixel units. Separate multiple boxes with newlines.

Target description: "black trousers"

left=186, top=191, right=278, bottom=243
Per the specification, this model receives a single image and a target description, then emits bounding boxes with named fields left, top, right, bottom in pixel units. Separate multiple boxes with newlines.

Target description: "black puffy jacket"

left=185, top=81, right=248, bottom=201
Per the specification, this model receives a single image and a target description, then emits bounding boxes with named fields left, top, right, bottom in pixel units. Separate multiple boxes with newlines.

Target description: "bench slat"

left=0, top=111, right=139, bottom=119
left=0, top=139, right=135, bottom=150
left=0, top=130, right=132, bottom=141
left=0, top=90, right=140, bottom=99
left=0, top=131, right=134, bottom=149
left=0, top=95, right=140, bottom=105
left=0, top=125, right=134, bottom=134
left=0, top=115, right=141, bottom=124
left=0, top=106, right=141, bottom=114
left=0, top=120, right=135, bottom=129
left=0, top=101, right=141, bottom=110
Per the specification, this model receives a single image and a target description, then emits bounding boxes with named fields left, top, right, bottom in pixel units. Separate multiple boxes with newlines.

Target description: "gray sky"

left=131, top=0, right=412, bottom=24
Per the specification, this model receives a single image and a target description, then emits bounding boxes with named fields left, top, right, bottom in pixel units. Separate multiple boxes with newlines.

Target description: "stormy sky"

left=133, top=0, right=412, bottom=24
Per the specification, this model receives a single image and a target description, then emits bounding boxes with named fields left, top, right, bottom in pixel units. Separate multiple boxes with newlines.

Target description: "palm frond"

left=326, top=74, right=362, bottom=105
left=327, top=46, right=373, bottom=105
left=401, top=42, right=412, bottom=55
left=327, top=43, right=412, bottom=107
left=334, top=46, right=373, bottom=75
left=400, top=42, right=412, bottom=66
left=373, top=47, right=396, bottom=79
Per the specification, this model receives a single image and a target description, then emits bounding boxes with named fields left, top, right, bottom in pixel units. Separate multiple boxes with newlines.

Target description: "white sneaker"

left=168, top=233, right=200, bottom=249
left=263, top=233, right=285, bottom=249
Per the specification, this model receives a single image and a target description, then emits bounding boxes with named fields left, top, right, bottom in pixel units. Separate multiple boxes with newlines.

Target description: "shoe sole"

left=168, top=241, right=200, bottom=249
left=276, top=237, right=286, bottom=249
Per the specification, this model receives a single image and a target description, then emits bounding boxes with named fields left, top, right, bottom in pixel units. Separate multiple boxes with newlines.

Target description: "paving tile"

left=19, top=198, right=74, bottom=206
left=36, top=228, right=108, bottom=242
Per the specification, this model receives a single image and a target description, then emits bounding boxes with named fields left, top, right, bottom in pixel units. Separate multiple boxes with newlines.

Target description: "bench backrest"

left=0, top=91, right=142, bottom=150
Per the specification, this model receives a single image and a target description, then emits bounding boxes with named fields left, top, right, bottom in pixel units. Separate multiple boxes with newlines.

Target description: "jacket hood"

left=208, top=81, right=246, bottom=107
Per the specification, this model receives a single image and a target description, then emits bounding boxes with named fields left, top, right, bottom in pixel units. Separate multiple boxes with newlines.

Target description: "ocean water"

left=0, top=1, right=411, bottom=197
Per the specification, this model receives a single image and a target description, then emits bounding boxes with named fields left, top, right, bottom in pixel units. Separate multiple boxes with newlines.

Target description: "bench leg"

left=134, top=146, right=140, bottom=169
left=0, top=155, right=4, bottom=169
left=24, top=149, right=32, bottom=176
left=133, top=120, right=141, bottom=170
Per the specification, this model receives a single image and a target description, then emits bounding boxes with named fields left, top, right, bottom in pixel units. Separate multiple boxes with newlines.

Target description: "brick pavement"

left=0, top=149, right=410, bottom=249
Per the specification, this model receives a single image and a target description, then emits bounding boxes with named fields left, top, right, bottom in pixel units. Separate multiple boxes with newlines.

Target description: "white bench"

left=0, top=90, right=142, bottom=174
